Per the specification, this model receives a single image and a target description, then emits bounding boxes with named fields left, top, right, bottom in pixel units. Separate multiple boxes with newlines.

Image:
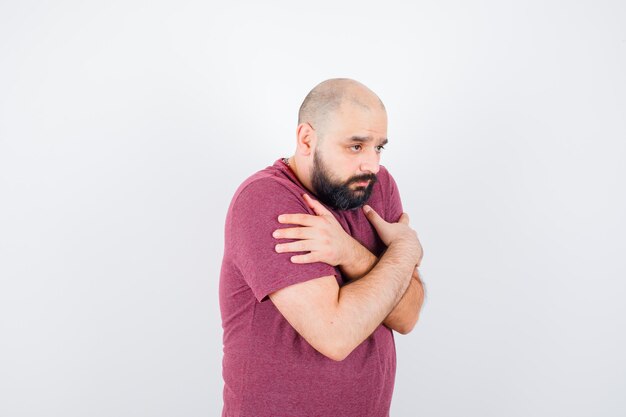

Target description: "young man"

left=219, top=78, right=425, bottom=416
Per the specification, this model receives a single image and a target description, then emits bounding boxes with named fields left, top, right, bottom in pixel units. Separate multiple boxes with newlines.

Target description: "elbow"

left=314, top=337, right=355, bottom=362
left=318, top=342, right=352, bottom=362
left=394, top=323, right=414, bottom=335
left=395, top=314, right=420, bottom=335
left=324, top=350, right=350, bottom=362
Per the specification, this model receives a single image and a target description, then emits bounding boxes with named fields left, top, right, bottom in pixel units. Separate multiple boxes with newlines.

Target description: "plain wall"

left=1, top=1, right=625, bottom=416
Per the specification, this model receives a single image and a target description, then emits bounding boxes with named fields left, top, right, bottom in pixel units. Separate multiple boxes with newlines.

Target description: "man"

left=219, top=78, right=425, bottom=416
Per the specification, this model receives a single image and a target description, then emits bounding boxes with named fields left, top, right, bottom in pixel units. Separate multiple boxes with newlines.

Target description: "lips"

left=351, top=175, right=377, bottom=188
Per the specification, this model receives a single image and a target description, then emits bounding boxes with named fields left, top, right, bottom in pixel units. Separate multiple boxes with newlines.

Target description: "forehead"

left=325, top=101, right=388, bottom=142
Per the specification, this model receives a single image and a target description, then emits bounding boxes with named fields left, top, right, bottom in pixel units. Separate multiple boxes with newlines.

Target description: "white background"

left=1, top=1, right=625, bottom=416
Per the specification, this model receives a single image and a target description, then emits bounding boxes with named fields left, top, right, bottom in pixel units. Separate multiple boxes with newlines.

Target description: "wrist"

left=339, top=237, right=377, bottom=280
left=339, top=235, right=361, bottom=269
left=389, top=240, right=420, bottom=266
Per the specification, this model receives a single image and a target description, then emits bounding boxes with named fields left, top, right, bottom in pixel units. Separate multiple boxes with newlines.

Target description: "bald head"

left=297, top=78, right=386, bottom=138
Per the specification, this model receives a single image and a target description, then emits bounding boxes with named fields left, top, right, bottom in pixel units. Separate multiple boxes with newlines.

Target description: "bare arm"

left=270, top=236, right=419, bottom=361
left=273, top=196, right=424, bottom=342
left=341, top=241, right=425, bottom=334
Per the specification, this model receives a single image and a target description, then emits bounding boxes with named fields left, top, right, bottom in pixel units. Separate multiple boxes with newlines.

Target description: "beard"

left=310, top=150, right=378, bottom=211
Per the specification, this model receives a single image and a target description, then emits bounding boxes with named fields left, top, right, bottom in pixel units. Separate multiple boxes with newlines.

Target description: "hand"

left=273, top=194, right=354, bottom=266
left=362, top=205, right=423, bottom=266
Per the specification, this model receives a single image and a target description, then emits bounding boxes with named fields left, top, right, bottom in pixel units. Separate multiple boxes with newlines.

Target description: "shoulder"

left=376, top=164, right=398, bottom=191
left=374, top=164, right=403, bottom=223
left=231, top=175, right=308, bottom=216
left=225, top=168, right=312, bottom=234
left=369, top=164, right=399, bottom=204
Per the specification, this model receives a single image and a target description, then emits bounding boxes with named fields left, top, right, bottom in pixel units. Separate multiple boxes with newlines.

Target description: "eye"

left=350, top=144, right=362, bottom=152
left=375, top=145, right=386, bottom=153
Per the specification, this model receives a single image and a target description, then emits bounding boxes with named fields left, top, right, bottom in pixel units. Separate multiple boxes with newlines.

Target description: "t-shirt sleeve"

left=384, top=168, right=404, bottom=224
left=229, top=178, right=338, bottom=302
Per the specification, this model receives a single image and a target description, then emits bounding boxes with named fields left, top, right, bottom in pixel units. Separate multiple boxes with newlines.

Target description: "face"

left=311, top=149, right=378, bottom=210
left=309, top=101, right=388, bottom=210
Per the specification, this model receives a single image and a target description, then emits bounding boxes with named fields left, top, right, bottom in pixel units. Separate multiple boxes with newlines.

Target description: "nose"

left=359, top=150, right=380, bottom=175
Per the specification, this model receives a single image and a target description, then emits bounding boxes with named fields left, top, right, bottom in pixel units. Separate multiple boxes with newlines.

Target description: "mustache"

left=349, top=174, right=378, bottom=185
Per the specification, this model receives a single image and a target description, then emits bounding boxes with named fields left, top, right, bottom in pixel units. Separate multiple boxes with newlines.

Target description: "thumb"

left=363, top=205, right=387, bottom=227
left=303, top=193, right=332, bottom=216
left=398, top=212, right=410, bottom=225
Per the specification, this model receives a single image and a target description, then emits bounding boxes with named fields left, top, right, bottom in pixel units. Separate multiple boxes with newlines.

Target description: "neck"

left=285, top=155, right=316, bottom=196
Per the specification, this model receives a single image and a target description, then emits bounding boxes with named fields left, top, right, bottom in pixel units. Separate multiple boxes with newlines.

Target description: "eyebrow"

left=345, top=136, right=389, bottom=146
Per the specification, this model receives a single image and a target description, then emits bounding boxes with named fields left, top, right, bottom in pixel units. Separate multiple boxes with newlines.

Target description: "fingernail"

left=272, top=230, right=280, bottom=238
left=275, top=244, right=282, bottom=252
left=363, top=205, right=371, bottom=214
left=277, top=215, right=283, bottom=222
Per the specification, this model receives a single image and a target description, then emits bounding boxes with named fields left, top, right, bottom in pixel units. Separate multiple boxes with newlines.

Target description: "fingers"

left=273, top=226, right=314, bottom=240
left=362, top=204, right=388, bottom=227
left=289, top=253, right=319, bottom=264
left=275, top=239, right=316, bottom=254
left=363, top=206, right=410, bottom=226
left=303, top=193, right=332, bottom=216
left=278, top=213, right=318, bottom=226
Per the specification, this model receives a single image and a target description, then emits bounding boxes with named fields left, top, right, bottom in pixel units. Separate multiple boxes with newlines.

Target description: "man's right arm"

left=269, top=237, right=419, bottom=361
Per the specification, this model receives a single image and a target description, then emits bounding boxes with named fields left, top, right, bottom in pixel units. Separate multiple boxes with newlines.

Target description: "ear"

left=295, top=123, right=316, bottom=156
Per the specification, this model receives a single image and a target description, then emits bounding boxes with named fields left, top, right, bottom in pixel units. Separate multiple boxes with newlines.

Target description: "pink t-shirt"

left=219, top=158, right=404, bottom=417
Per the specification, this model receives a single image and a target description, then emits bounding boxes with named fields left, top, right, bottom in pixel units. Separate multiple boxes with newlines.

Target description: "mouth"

left=353, top=180, right=370, bottom=187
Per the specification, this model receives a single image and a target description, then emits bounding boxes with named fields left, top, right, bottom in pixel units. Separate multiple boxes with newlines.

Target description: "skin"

left=268, top=80, right=424, bottom=361
left=285, top=88, right=387, bottom=197
left=276, top=194, right=425, bottom=334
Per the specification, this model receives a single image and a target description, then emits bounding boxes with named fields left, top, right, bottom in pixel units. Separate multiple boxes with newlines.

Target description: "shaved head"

left=297, top=78, right=386, bottom=139
left=289, top=78, right=388, bottom=209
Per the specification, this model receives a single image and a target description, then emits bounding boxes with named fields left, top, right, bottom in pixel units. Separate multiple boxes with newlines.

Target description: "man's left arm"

left=341, top=238, right=424, bottom=334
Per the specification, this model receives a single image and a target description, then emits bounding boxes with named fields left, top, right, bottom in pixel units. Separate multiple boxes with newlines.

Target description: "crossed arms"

left=268, top=193, right=425, bottom=361
left=341, top=239, right=425, bottom=334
